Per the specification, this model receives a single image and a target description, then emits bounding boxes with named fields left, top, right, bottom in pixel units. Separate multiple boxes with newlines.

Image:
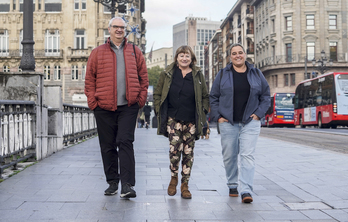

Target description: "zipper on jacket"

left=242, top=69, right=254, bottom=125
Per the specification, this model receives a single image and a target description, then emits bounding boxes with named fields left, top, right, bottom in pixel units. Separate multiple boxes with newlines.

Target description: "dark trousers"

left=94, top=103, right=139, bottom=186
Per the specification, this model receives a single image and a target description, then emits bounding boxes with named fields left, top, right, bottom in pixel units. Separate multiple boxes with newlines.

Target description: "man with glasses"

left=85, top=17, right=148, bottom=198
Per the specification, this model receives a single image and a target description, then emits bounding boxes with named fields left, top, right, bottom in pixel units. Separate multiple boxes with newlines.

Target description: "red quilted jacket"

left=84, top=38, right=149, bottom=111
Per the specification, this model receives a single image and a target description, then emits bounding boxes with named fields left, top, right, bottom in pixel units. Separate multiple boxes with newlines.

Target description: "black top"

left=143, top=105, right=152, bottom=116
left=168, top=66, right=196, bottom=122
left=232, top=66, right=250, bottom=122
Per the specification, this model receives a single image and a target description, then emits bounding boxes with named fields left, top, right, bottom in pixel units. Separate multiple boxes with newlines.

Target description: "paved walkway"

left=1, top=127, right=348, bottom=221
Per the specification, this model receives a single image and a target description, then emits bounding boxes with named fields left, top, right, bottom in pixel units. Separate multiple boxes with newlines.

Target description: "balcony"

left=247, top=48, right=254, bottom=54
left=0, top=49, right=63, bottom=58
left=67, top=47, right=93, bottom=61
left=246, top=29, right=254, bottom=35
left=257, top=53, right=346, bottom=69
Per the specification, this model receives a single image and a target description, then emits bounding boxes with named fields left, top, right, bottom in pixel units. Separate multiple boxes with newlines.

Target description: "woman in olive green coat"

left=153, top=45, right=209, bottom=199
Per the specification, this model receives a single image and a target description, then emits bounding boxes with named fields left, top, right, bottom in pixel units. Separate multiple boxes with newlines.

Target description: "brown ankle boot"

left=167, top=176, right=178, bottom=196
left=181, top=182, right=192, bottom=199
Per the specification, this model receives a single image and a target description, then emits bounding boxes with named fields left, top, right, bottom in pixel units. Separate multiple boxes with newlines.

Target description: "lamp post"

left=20, top=0, right=35, bottom=72
left=93, top=0, right=134, bottom=18
left=312, top=50, right=333, bottom=75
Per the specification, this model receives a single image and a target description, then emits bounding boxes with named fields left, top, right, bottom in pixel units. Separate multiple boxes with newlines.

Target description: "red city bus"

left=293, top=72, right=348, bottom=128
left=264, top=93, right=295, bottom=127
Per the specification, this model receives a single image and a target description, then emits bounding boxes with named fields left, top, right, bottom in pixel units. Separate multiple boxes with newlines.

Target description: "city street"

left=0, top=127, right=348, bottom=221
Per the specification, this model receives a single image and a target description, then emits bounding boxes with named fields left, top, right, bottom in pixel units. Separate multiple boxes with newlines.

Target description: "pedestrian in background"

left=143, top=102, right=152, bottom=129
left=209, top=43, right=270, bottom=203
left=84, top=17, right=149, bottom=198
left=153, top=45, right=209, bottom=199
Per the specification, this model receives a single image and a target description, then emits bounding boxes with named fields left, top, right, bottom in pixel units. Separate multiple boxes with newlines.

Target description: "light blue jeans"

left=219, top=119, right=261, bottom=195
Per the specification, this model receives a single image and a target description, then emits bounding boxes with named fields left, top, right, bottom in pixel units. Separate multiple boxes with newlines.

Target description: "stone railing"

left=0, top=72, right=97, bottom=178
left=0, top=100, right=36, bottom=178
left=63, top=104, right=97, bottom=145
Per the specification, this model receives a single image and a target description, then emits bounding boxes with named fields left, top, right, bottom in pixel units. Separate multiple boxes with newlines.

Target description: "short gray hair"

left=229, top=43, right=246, bottom=55
left=108, top=17, right=127, bottom=28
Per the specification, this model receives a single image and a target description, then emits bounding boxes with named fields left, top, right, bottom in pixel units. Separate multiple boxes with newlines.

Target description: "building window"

left=74, top=0, right=86, bottom=10
left=0, top=29, right=9, bottom=56
left=286, top=43, right=292, bottom=62
left=3, top=65, right=10, bottom=72
left=82, top=65, right=86, bottom=80
left=290, top=73, right=296, bottom=86
left=284, top=74, right=289, bottom=86
left=54, top=65, right=61, bottom=80
left=45, top=0, right=62, bottom=12
left=285, top=16, right=292, bottom=31
left=45, top=30, right=60, bottom=55
left=306, top=15, right=315, bottom=29
left=330, top=42, right=337, bottom=61
left=74, top=0, right=79, bottom=10
left=75, top=30, right=85, bottom=49
left=81, top=0, right=86, bottom=10
left=306, top=42, right=315, bottom=61
left=0, top=1, right=10, bottom=12
left=104, top=29, right=110, bottom=43
left=72, top=65, right=78, bottom=80
left=329, top=15, right=337, bottom=29
left=272, top=75, right=278, bottom=87
left=304, top=72, right=311, bottom=80
left=271, top=19, right=275, bottom=33
left=44, top=65, right=50, bottom=80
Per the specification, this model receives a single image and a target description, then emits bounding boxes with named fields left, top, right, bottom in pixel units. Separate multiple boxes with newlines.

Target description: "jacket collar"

left=107, top=37, right=128, bottom=48
left=165, top=62, right=201, bottom=77
left=227, top=60, right=254, bottom=71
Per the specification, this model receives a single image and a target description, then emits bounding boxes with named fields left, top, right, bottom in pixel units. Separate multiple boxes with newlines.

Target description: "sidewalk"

left=0, top=128, right=348, bottom=221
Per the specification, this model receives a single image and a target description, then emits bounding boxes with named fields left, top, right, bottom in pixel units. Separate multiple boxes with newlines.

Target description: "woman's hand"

left=218, top=117, right=228, bottom=123
left=250, top=114, right=260, bottom=120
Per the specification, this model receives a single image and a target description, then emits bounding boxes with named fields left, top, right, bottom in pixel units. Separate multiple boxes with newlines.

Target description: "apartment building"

left=211, top=0, right=348, bottom=94
left=204, top=29, right=222, bottom=91
left=0, top=0, right=146, bottom=105
left=220, top=0, right=255, bottom=68
left=252, top=0, right=348, bottom=94
left=173, top=16, right=221, bottom=72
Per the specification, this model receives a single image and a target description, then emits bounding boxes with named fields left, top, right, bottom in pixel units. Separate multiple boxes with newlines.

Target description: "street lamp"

left=312, top=50, right=333, bottom=74
left=93, top=0, right=134, bottom=18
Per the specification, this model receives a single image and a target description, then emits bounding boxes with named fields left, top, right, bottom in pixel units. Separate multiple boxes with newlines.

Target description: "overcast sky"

left=142, top=0, right=237, bottom=53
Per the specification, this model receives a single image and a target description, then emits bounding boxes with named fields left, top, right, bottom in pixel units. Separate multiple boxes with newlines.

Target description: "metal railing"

left=63, top=104, right=97, bottom=145
left=0, top=100, right=36, bottom=178
left=0, top=49, right=63, bottom=58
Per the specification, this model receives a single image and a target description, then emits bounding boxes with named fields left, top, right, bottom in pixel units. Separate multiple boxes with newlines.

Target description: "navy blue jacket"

left=209, top=61, right=270, bottom=125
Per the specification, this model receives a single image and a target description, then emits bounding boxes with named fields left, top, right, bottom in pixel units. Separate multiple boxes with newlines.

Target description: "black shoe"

left=120, top=183, right=136, bottom=198
left=104, top=182, right=118, bottom=195
left=241, top=193, right=253, bottom=203
left=229, top=188, right=239, bottom=197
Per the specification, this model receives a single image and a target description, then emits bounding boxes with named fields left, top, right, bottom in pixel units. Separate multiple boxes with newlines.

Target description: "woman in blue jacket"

left=210, top=43, right=270, bottom=203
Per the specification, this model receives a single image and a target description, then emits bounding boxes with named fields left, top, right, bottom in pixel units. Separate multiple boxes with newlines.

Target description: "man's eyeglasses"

left=111, top=25, right=125, bottom=30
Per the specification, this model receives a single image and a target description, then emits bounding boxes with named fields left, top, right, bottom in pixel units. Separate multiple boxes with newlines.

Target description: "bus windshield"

left=337, top=75, right=348, bottom=94
left=275, top=94, right=294, bottom=109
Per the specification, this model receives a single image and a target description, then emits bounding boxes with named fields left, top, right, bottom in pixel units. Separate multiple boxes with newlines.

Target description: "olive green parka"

left=153, top=62, right=210, bottom=140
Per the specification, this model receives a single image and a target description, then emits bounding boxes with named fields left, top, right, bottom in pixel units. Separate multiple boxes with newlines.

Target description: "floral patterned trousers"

left=167, top=117, right=196, bottom=183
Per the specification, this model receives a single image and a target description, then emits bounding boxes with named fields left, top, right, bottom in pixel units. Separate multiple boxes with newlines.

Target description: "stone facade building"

left=0, top=0, right=146, bottom=105
left=252, top=0, right=348, bottom=95
left=216, top=0, right=348, bottom=94
left=145, top=47, right=173, bottom=69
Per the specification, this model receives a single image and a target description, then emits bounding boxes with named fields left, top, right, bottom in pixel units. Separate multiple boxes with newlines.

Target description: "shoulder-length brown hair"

left=174, top=45, right=197, bottom=68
